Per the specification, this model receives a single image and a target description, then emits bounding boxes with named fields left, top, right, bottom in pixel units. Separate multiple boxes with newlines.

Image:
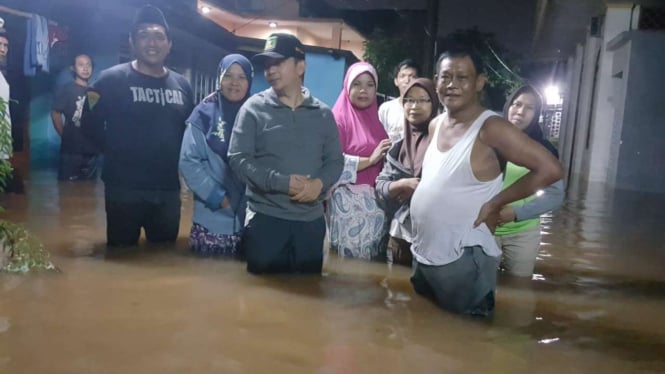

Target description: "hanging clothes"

left=23, top=14, right=49, bottom=76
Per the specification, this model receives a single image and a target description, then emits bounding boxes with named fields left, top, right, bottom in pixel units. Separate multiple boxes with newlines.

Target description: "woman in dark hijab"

left=494, top=85, right=564, bottom=276
left=179, top=54, right=253, bottom=256
left=376, top=78, right=439, bottom=266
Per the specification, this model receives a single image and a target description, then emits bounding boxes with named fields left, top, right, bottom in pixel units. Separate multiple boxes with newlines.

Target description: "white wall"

left=585, top=4, right=636, bottom=183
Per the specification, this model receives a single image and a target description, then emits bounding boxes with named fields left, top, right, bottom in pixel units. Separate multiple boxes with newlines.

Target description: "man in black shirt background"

left=51, top=53, right=99, bottom=181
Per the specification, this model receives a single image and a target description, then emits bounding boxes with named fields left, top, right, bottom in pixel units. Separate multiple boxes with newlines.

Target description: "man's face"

left=73, top=55, right=93, bottom=81
left=263, top=57, right=304, bottom=92
left=394, top=66, right=417, bottom=96
left=0, top=36, right=9, bottom=65
left=436, top=56, right=485, bottom=113
left=131, top=24, right=171, bottom=67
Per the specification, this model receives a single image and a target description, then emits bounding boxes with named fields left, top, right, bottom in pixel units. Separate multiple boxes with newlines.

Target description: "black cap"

left=132, top=5, right=170, bottom=36
left=252, top=33, right=305, bottom=64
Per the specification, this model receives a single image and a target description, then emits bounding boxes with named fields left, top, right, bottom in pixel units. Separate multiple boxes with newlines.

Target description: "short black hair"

left=436, top=47, right=485, bottom=76
left=394, top=59, right=420, bottom=78
left=72, top=53, right=93, bottom=68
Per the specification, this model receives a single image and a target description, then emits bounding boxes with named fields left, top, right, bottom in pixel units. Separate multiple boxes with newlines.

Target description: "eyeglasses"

left=403, top=98, right=432, bottom=106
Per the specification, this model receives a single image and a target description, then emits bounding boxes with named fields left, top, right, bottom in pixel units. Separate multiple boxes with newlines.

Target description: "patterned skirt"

left=327, top=184, right=388, bottom=261
left=189, top=222, right=241, bottom=257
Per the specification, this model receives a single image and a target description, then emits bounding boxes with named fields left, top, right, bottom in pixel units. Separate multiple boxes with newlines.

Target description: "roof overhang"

left=197, top=1, right=366, bottom=59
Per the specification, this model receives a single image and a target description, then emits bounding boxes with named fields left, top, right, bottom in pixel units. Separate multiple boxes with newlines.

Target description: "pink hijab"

left=332, top=62, right=388, bottom=187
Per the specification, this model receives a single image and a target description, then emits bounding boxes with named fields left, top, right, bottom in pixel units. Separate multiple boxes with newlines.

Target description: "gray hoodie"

left=228, top=87, right=344, bottom=221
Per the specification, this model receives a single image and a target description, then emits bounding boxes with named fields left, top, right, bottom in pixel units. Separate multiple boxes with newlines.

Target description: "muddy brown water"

left=1, top=171, right=664, bottom=373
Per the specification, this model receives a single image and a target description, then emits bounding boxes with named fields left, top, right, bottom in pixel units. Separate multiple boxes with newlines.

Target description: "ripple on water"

left=0, top=317, right=10, bottom=333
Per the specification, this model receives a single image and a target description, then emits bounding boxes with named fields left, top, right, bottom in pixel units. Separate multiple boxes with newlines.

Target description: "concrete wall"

left=559, top=48, right=582, bottom=182
left=584, top=4, right=636, bottom=183
left=560, top=3, right=665, bottom=193
left=610, top=31, right=665, bottom=193
left=605, top=37, right=631, bottom=188
left=568, top=34, right=601, bottom=182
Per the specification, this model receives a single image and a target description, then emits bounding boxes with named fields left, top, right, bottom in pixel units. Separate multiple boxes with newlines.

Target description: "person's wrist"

left=486, top=200, right=501, bottom=212
left=509, top=207, right=517, bottom=222
left=396, top=179, right=406, bottom=191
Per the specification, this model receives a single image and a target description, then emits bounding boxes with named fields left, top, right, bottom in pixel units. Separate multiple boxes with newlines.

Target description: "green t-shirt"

left=494, top=162, right=540, bottom=236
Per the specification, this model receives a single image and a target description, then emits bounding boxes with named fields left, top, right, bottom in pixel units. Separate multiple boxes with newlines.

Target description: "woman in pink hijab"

left=328, top=62, right=391, bottom=261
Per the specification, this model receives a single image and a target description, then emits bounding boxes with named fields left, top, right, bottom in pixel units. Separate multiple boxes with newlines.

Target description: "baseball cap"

left=132, top=4, right=170, bottom=37
left=252, top=33, right=305, bottom=64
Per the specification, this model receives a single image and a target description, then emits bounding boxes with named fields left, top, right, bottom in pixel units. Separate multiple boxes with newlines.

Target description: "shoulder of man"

left=378, top=99, right=388, bottom=112
left=480, top=113, right=510, bottom=132
left=428, top=112, right=446, bottom=133
left=98, top=63, right=131, bottom=81
left=84, top=64, right=129, bottom=111
left=478, top=113, right=518, bottom=148
left=241, top=88, right=276, bottom=109
left=309, top=95, right=330, bottom=111
left=169, top=69, right=192, bottom=88
left=88, top=63, right=130, bottom=93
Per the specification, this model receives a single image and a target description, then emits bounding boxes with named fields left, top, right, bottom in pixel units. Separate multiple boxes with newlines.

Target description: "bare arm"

left=357, top=157, right=374, bottom=171
left=475, top=117, right=562, bottom=228
left=354, top=138, right=392, bottom=172
left=50, top=111, right=64, bottom=137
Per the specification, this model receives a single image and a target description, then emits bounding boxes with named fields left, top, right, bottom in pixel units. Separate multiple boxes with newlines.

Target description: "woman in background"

left=179, top=54, right=253, bottom=256
left=495, top=85, right=565, bottom=276
left=376, top=78, right=439, bottom=266
left=328, top=61, right=391, bottom=261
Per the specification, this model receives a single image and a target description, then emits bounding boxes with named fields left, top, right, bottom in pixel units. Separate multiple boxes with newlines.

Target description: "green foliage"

left=438, top=27, right=524, bottom=110
left=0, top=93, right=56, bottom=273
left=0, top=220, right=57, bottom=273
left=363, top=28, right=420, bottom=97
left=0, top=96, right=12, bottom=192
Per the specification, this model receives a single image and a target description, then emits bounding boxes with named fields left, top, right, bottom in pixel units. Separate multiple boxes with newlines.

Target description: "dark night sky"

left=312, top=0, right=606, bottom=63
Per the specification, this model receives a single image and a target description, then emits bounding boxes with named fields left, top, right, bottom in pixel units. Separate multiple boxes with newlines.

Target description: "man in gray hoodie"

left=228, top=33, right=343, bottom=274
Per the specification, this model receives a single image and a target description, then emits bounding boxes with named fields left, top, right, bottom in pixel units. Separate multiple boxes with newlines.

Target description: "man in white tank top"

left=409, top=48, right=562, bottom=317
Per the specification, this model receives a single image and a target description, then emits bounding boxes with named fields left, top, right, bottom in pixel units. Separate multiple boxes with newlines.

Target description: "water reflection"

left=0, top=171, right=664, bottom=372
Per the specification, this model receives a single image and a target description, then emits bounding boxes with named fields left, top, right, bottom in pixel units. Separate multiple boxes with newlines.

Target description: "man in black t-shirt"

left=81, top=5, right=193, bottom=250
left=51, top=53, right=99, bottom=181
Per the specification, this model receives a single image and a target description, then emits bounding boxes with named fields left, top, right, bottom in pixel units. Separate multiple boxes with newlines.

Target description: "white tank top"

left=410, top=110, right=503, bottom=265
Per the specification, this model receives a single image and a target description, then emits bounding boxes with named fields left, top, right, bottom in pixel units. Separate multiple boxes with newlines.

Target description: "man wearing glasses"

left=82, top=5, right=193, bottom=252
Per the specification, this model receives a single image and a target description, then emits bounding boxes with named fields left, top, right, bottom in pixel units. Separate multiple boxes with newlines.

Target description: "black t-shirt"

left=81, top=63, right=194, bottom=190
left=52, top=82, right=99, bottom=154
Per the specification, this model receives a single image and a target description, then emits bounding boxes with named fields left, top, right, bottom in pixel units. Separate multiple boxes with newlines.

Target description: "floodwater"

left=1, top=170, right=664, bottom=373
